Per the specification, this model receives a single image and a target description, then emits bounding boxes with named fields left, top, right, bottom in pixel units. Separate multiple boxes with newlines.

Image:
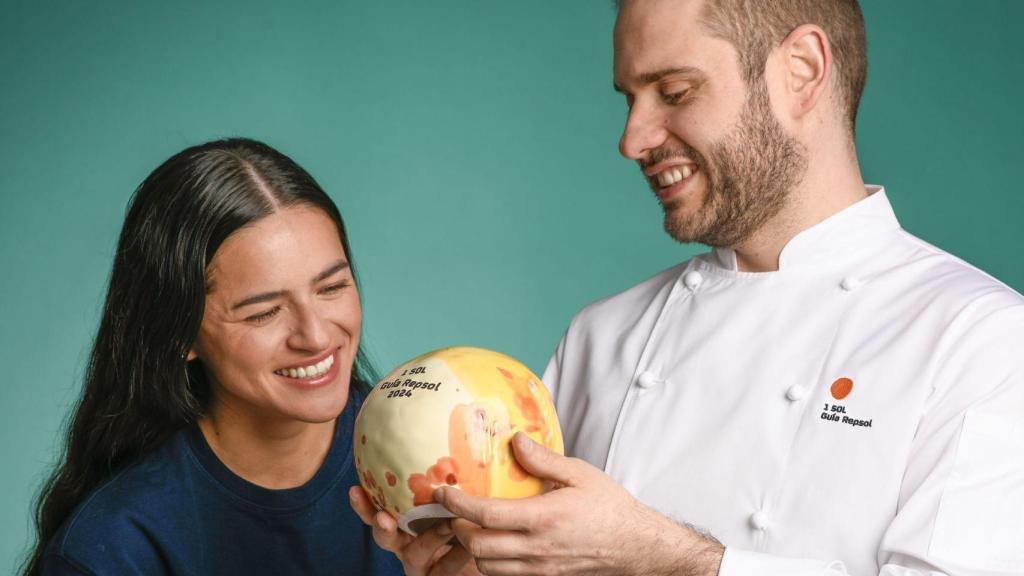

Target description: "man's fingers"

left=451, top=519, right=531, bottom=561
left=473, top=558, right=532, bottom=576
left=510, top=432, right=587, bottom=487
left=435, top=487, right=534, bottom=531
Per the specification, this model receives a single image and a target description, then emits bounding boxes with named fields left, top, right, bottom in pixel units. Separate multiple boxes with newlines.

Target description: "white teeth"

left=323, top=355, right=334, bottom=370
left=655, top=166, right=695, bottom=188
left=275, top=353, right=335, bottom=379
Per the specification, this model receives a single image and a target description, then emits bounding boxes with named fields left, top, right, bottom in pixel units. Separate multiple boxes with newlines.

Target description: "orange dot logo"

left=830, top=378, right=854, bottom=400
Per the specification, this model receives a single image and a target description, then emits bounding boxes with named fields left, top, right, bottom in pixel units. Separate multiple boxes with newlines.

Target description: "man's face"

left=613, top=0, right=806, bottom=247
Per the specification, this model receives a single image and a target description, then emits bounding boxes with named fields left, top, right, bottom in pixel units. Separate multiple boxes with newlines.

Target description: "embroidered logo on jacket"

left=830, top=377, right=853, bottom=400
left=820, top=377, right=873, bottom=428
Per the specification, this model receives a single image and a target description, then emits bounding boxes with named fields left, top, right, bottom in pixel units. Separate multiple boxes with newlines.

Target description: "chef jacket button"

left=683, top=270, right=703, bottom=291
left=840, top=276, right=863, bottom=291
left=785, top=385, right=808, bottom=402
left=749, top=511, right=770, bottom=531
left=636, top=371, right=662, bottom=390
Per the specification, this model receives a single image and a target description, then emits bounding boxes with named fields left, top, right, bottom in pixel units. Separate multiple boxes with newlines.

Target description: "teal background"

left=1, top=0, right=1021, bottom=571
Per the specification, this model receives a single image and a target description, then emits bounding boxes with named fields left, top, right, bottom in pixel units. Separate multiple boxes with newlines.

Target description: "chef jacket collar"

left=709, top=186, right=899, bottom=273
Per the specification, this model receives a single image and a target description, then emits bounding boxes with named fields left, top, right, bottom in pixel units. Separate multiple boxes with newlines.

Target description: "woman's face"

left=189, top=205, right=361, bottom=425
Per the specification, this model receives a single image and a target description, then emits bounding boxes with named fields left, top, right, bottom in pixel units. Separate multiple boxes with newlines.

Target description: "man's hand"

left=434, top=432, right=724, bottom=576
left=349, top=485, right=480, bottom=576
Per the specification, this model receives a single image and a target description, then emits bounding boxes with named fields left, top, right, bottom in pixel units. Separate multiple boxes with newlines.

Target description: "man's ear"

left=780, top=23, right=832, bottom=120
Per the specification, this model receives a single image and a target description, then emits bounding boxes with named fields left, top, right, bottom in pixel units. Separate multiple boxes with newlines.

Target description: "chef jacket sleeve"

left=720, top=303, right=1024, bottom=576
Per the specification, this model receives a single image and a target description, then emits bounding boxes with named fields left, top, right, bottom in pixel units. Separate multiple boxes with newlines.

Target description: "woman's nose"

left=288, top=306, right=331, bottom=352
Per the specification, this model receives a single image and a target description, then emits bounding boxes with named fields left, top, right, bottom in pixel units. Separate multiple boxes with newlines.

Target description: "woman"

left=23, top=138, right=404, bottom=575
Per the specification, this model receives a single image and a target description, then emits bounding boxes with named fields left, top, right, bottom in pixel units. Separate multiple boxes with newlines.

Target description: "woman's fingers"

left=348, top=486, right=377, bottom=525
left=371, top=510, right=413, bottom=553
left=348, top=486, right=411, bottom=553
left=350, top=487, right=473, bottom=574
left=429, top=542, right=475, bottom=576
left=401, top=521, right=456, bottom=571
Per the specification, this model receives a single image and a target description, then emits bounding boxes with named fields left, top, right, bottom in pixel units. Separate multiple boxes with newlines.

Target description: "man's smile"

left=644, top=159, right=701, bottom=201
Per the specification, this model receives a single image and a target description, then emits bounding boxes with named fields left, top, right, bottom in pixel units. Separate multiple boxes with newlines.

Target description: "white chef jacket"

left=542, top=187, right=1024, bottom=576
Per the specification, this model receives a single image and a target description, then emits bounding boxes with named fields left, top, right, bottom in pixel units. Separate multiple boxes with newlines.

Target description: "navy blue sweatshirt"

left=42, top=389, right=403, bottom=575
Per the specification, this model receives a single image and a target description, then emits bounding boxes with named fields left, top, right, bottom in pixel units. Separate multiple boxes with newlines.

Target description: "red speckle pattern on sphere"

left=408, top=457, right=462, bottom=505
left=408, top=474, right=434, bottom=506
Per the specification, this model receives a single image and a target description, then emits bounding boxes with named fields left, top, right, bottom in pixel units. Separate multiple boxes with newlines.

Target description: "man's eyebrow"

left=231, top=260, right=350, bottom=310
left=614, top=66, right=707, bottom=93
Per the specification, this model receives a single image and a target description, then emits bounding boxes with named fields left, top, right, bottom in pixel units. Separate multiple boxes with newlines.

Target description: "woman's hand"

left=349, top=486, right=480, bottom=576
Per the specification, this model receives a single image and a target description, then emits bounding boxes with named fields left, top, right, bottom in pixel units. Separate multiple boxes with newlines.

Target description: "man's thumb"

left=510, top=432, right=580, bottom=487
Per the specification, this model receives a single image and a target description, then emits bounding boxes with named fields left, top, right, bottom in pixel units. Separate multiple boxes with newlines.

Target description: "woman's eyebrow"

left=231, top=261, right=351, bottom=310
left=313, top=260, right=350, bottom=283
left=230, top=291, right=282, bottom=309
left=232, top=290, right=285, bottom=311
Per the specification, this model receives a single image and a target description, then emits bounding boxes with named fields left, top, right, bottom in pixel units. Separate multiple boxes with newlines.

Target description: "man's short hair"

left=617, top=0, right=868, bottom=134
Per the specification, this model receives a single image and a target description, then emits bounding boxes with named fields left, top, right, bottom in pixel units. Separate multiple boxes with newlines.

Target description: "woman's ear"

left=186, top=347, right=198, bottom=362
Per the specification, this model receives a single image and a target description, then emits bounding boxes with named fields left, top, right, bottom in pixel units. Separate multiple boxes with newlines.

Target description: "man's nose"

left=619, top=103, right=667, bottom=161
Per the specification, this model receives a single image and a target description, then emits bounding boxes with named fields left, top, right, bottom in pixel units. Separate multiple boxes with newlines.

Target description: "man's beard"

left=647, top=80, right=808, bottom=248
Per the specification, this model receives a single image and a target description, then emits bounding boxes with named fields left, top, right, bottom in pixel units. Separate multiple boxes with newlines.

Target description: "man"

left=353, top=0, right=1024, bottom=574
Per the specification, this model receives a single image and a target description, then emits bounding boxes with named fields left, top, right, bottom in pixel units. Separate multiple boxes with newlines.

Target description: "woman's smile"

left=274, top=348, right=341, bottom=389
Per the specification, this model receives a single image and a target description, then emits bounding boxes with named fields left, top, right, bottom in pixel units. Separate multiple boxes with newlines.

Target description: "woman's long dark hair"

left=22, top=138, right=376, bottom=575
